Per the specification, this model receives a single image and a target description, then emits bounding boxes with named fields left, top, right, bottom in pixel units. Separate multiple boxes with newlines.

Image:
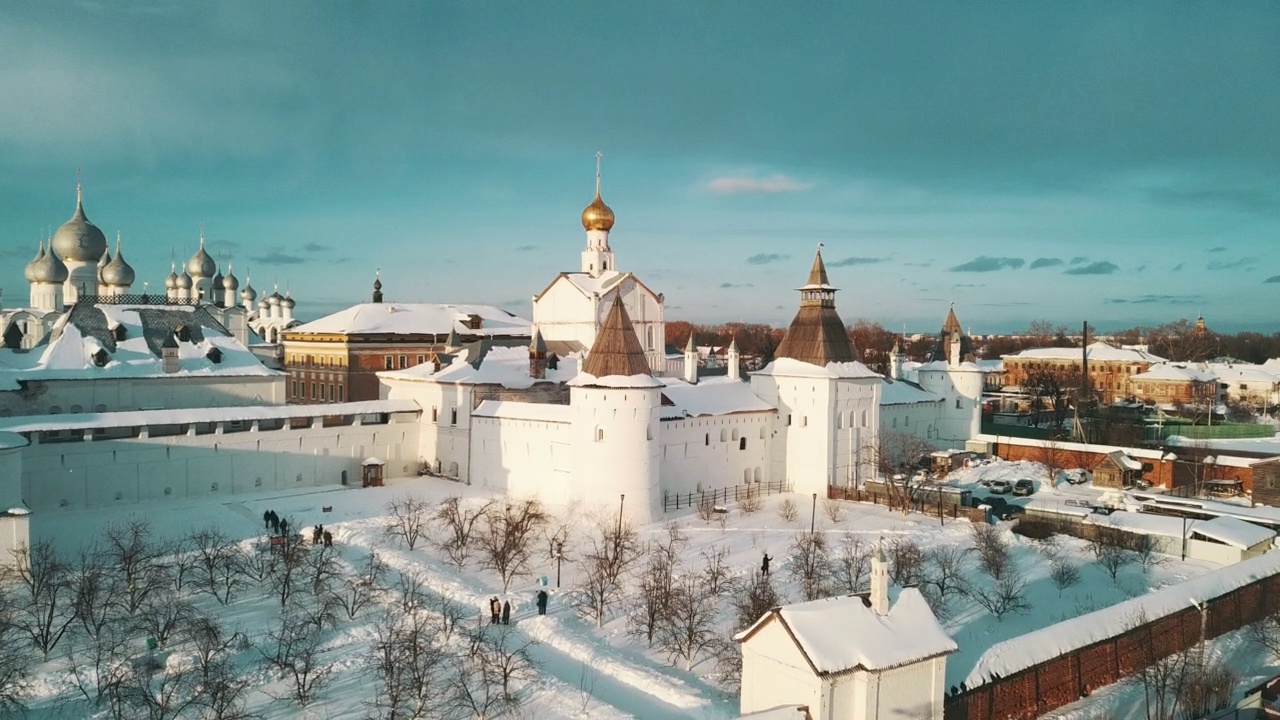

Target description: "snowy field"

left=8, top=458, right=1279, bottom=719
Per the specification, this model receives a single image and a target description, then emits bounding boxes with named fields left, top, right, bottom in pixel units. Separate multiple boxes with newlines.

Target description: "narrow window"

left=955, top=398, right=962, bottom=409
left=596, top=427, right=605, bottom=442
left=338, top=385, right=344, bottom=402
left=739, top=437, right=746, bottom=451
left=385, top=355, right=393, bottom=370
left=399, top=354, right=407, bottom=369
left=450, top=408, right=458, bottom=426
left=431, top=407, right=438, bottom=423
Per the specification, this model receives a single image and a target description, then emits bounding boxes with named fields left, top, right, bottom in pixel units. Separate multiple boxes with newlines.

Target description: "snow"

left=737, top=706, right=810, bottom=720
left=381, top=345, right=581, bottom=387
left=360, top=457, right=385, bottom=466
left=474, top=399, right=573, bottom=423
left=1006, top=342, right=1166, bottom=363
left=1166, top=435, right=1280, bottom=455
left=755, top=357, right=880, bottom=379
left=742, top=588, right=957, bottom=673
left=568, top=371, right=666, bottom=389
left=1133, top=363, right=1218, bottom=383
left=660, top=377, right=775, bottom=418
left=1191, top=515, right=1275, bottom=549
left=0, top=398, right=419, bottom=433
left=879, top=378, right=941, bottom=405
left=1084, top=510, right=1186, bottom=539
left=964, top=550, right=1280, bottom=687
left=288, top=302, right=530, bottom=337
left=559, top=270, right=628, bottom=298
left=0, top=431, right=28, bottom=450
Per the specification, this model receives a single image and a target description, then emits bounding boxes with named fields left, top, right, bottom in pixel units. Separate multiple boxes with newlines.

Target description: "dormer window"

left=91, top=349, right=109, bottom=367
left=111, top=325, right=127, bottom=341
left=174, top=325, right=190, bottom=342
left=206, top=347, right=223, bottom=364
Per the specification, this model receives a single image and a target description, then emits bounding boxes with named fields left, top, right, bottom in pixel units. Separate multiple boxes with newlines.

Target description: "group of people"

left=311, top=524, right=333, bottom=547
left=262, top=509, right=288, bottom=536
left=487, top=590, right=551, bottom=626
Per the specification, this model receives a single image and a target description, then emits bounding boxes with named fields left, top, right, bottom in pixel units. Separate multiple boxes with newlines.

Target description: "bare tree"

left=368, top=605, right=450, bottom=720
left=1125, top=609, right=1190, bottom=720
left=384, top=495, right=433, bottom=551
left=394, top=571, right=429, bottom=613
left=575, top=662, right=599, bottom=715
left=787, top=532, right=830, bottom=601
left=69, top=545, right=122, bottom=641
left=700, top=546, right=732, bottom=596
left=628, top=530, right=685, bottom=647
left=1049, top=557, right=1081, bottom=597
left=738, top=486, right=762, bottom=514
left=970, top=523, right=1012, bottom=580
left=261, top=611, right=332, bottom=707
left=65, top=615, right=130, bottom=712
left=117, top=652, right=203, bottom=720
left=452, top=625, right=539, bottom=717
left=102, top=519, right=170, bottom=615
left=822, top=498, right=847, bottom=525
left=731, top=571, right=783, bottom=633
left=696, top=496, right=717, bottom=523
left=0, top=590, right=31, bottom=712
left=922, top=545, right=969, bottom=619
left=1035, top=434, right=1072, bottom=485
left=1089, top=521, right=1135, bottom=581
left=831, top=536, right=872, bottom=594
left=267, top=524, right=309, bottom=608
left=1023, top=364, right=1080, bottom=430
left=865, top=430, right=937, bottom=513
left=188, top=616, right=253, bottom=720
left=656, top=574, right=719, bottom=670
left=331, top=551, right=385, bottom=621
left=433, top=497, right=496, bottom=569
left=575, top=513, right=642, bottom=627
left=7, top=540, right=76, bottom=660
left=887, top=537, right=926, bottom=587
left=135, top=596, right=197, bottom=649
left=191, top=528, right=245, bottom=606
left=478, top=499, right=550, bottom=592
left=303, top=544, right=342, bottom=597
left=777, top=497, right=799, bottom=523
left=969, top=570, right=1031, bottom=621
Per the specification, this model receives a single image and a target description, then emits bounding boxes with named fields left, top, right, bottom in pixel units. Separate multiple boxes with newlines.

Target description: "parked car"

left=989, top=480, right=1012, bottom=494
left=1013, top=479, right=1035, bottom=497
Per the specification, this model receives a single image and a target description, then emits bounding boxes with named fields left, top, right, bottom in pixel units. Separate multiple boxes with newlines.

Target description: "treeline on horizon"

left=667, top=318, right=1280, bottom=376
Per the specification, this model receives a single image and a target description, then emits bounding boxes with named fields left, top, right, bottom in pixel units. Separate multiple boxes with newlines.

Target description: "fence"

left=74, top=293, right=199, bottom=306
left=1147, top=422, right=1275, bottom=441
left=662, top=480, right=790, bottom=513
left=943, top=562, right=1280, bottom=720
left=826, top=485, right=986, bottom=523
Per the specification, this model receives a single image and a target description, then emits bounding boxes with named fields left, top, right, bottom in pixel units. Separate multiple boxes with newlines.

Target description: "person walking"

left=263, top=510, right=272, bottom=530
left=502, top=600, right=511, bottom=625
left=761, top=552, right=772, bottom=577
left=489, top=597, right=501, bottom=625
left=536, top=590, right=548, bottom=616
left=279, top=518, right=289, bottom=538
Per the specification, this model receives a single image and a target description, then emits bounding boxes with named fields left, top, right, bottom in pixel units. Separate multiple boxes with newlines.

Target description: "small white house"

left=736, top=545, right=957, bottom=720
left=1186, top=515, right=1275, bottom=565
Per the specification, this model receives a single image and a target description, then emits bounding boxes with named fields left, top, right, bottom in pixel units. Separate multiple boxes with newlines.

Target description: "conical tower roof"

left=942, top=305, right=962, bottom=335
left=582, top=294, right=651, bottom=378
left=774, top=247, right=857, bottom=366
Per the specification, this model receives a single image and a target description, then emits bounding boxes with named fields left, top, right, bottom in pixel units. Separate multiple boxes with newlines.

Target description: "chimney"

left=529, top=326, right=548, bottom=380
left=161, top=333, right=180, bottom=374
left=870, top=538, right=889, bottom=616
left=683, top=335, right=698, bottom=384
left=1082, top=321, right=1090, bottom=401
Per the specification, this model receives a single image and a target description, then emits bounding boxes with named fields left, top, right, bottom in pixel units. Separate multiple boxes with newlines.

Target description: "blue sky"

left=2, top=2, right=1278, bottom=333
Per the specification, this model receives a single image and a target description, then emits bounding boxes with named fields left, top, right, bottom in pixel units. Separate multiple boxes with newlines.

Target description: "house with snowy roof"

left=1209, top=361, right=1280, bottom=408
left=736, top=543, right=957, bottom=720
left=1130, top=363, right=1223, bottom=407
left=1003, top=342, right=1165, bottom=404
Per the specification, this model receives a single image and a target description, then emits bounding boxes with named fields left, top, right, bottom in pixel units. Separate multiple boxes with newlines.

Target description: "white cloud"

left=707, top=174, right=812, bottom=195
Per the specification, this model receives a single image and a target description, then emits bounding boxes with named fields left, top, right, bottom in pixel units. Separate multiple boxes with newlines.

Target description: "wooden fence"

left=662, top=480, right=790, bottom=513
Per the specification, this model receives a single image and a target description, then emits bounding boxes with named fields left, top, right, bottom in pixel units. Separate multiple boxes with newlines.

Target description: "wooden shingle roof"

left=582, top=295, right=651, bottom=378
left=774, top=248, right=857, bottom=366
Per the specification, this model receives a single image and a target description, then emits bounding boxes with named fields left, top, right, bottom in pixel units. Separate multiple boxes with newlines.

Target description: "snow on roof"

left=1006, top=342, right=1165, bottom=363
left=916, top=360, right=982, bottom=372
left=0, top=303, right=276, bottom=386
left=1023, top=498, right=1093, bottom=519
left=659, top=377, right=775, bottom=419
left=568, top=371, right=665, bottom=389
left=289, top=302, right=529, bottom=337
left=1208, top=363, right=1280, bottom=384
left=755, top=357, right=881, bottom=380
left=737, top=588, right=956, bottom=674
left=0, top=432, right=29, bottom=451
left=0, top=399, right=419, bottom=433
left=472, top=400, right=572, bottom=423
left=880, top=378, right=941, bottom=406
left=966, top=550, right=1280, bottom=687
left=1191, top=515, right=1275, bottom=549
left=361, top=457, right=385, bottom=466
left=977, top=359, right=1004, bottom=373
left=381, top=346, right=580, bottom=388
left=1168, top=435, right=1280, bottom=456
left=560, top=270, right=627, bottom=298
left=1133, top=363, right=1218, bottom=383
left=1103, top=450, right=1144, bottom=471
left=1084, top=511, right=1187, bottom=539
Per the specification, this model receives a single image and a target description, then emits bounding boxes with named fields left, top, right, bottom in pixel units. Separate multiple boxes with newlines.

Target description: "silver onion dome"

left=52, top=187, right=108, bottom=262
left=240, top=282, right=257, bottom=301
left=101, top=241, right=135, bottom=287
left=187, top=243, right=216, bottom=277
left=222, top=269, right=239, bottom=290
left=175, top=270, right=193, bottom=290
left=25, top=241, right=70, bottom=284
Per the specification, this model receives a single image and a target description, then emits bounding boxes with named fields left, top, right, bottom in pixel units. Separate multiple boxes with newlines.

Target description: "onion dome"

left=222, top=264, right=239, bottom=290
left=52, top=184, right=109, bottom=262
left=101, top=238, right=135, bottom=287
left=25, top=241, right=70, bottom=284
left=186, top=237, right=216, bottom=277
left=257, top=296, right=269, bottom=310
left=96, top=248, right=111, bottom=280
left=175, top=269, right=192, bottom=290
left=240, top=281, right=256, bottom=302
left=581, top=191, right=615, bottom=232
left=165, top=262, right=179, bottom=289
left=210, top=268, right=224, bottom=290
left=282, top=294, right=296, bottom=309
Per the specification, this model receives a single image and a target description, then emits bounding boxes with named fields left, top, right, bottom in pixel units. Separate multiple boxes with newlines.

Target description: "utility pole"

left=810, top=492, right=817, bottom=534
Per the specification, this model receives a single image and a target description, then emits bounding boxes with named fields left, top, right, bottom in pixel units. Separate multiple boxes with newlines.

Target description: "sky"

left=1, top=2, right=1278, bottom=334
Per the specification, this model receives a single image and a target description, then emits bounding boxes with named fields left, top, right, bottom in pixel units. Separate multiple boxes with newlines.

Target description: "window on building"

left=739, top=437, right=746, bottom=451
left=432, top=407, right=438, bottom=423
left=311, top=383, right=317, bottom=400
left=731, top=428, right=740, bottom=441
left=399, top=355, right=407, bottom=369
left=418, top=355, right=425, bottom=364
left=290, top=380, right=297, bottom=397
left=338, top=386, right=344, bottom=402
left=801, top=416, right=808, bottom=427
left=786, top=415, right=792, bottom=426
left=705, top=434, right=709, bottom=446
left=596, top=427, right=605, bottom=442
left=861, top=410, right=869, bottom=427
left=836, top=414, right=843, bottom=429
left=893, top=418, right=898, bottom=428
left=450, top=408, right=458, bottom=426
left=720, top=429, right=728, bottom=442
left=759, top=426, right=766, bottom=439
left=955, top=398, right=962, bottom=409
left=385, top=356, right=393, bottom=370
left=328, top=384, right=335, bottom=402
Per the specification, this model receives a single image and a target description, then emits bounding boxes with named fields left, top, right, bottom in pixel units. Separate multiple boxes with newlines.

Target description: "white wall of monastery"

left=18, top=417, right=418, bottom=512
left=739, top=619, right=824, bottom=718
left=470, top=417, right=572, bottom=504
left=916, top=366, right=983, bottom=448
left=657, top=412, right=774, bottom=497
left=569, top=385, right=661, bottom=522
left=0, top=374, right=284, bottom=417
left=383, top=379, right=474, bottom=478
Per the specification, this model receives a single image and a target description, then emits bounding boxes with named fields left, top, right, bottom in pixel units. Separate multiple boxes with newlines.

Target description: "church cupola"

left=773, top=245, right=857, bottom=367
left=581, top=152, right=617, bottom=278
left=372, top=269, right=383, bottom=303
left=529, top=326, right=548, bottom=380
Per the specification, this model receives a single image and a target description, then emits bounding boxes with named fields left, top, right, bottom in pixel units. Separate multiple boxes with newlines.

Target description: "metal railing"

left=663, top=480, right=790, bottom=513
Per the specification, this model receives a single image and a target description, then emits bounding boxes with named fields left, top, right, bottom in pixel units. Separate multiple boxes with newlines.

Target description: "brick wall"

left=944, top=572, right=1280, bottom=720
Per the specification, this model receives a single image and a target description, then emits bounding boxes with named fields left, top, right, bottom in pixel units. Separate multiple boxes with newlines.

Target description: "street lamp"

left=553, top=540, right=564, bottom=588
left=810, top=492, right=817, bottom=534
left=617, top=494, right=625, bottom=539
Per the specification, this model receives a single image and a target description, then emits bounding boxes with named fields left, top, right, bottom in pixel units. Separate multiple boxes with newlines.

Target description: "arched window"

left=754, top=467, right=762, bottom=482
left=739, top=437, right=746, bottom=451
left=955, top=398, right=962, bottom=409
left=447, top=461, right=459, bottom=477
left=705, top=433, right=709, bottom=446
left=759, top=426, right=766, bottom=439
left=596, top=427, right=605, bottom=442
left=893, top=418, right=898, bottom=428
left=731, top=428, right=740, bottom=441
left=744, top=468, right=751, bottom=483
left=720, top=429, right=727, bottom=442
left=836, top=413, right=843, bottom=429
left=905, top=415, right=910, bottom=426
left=861, top=410, right=869, bottom=427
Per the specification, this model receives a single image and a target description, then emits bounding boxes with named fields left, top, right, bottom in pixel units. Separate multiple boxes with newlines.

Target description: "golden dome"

left=581, top=192, right=615, bottom=231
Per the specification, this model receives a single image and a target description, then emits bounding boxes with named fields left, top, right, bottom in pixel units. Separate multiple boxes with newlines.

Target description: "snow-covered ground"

left=11, top=458, right=1278, bottom=719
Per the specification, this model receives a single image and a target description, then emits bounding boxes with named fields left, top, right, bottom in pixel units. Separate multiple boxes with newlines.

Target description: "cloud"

left=1173, top=263, right=1185, bottom=271
left=515, top=244, right=538, bottom=252
left=904, top=261, right=933, bottom=267
left=250, top=250, right=307, bottom=265
left=1208, top=246, right=1227, bottom=253
left=1069, top=256, right=1088, bottom=265
left=1064, top=261, right=1119, bottom=275
left=948, top=256, right=1024, bottom=272
left=1265, top=276, right=1280, bottom=284
left=1029, top=257, right=1063, bottom=269
left=301, top=242, right=329, bottom=253
left=951, top=283, right=983, bottom=289
left=1207, top=257, right=1258, bottom=271
left=746, top=253, right=789, bottom=265
left=720, top=282, right=754, bottom=288
left=1132, top=264, right=1147, bottom=273
left=828, top=256, right=885, bottom=267
left=708, top=174, right=812, bottom=195
left=1104, top=294, right=1205, bottom=305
